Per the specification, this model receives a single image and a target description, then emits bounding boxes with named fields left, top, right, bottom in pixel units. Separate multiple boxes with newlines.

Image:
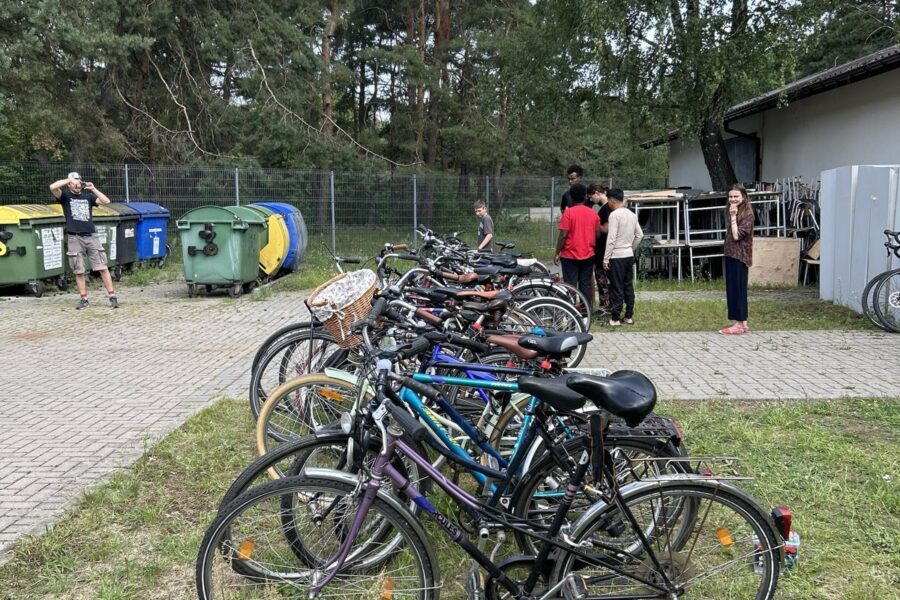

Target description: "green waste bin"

left=177, top=206, right=267, bottom=298
left=102, top=203, right=140, bottom=276
left=0, top=205, right=67, bottom=297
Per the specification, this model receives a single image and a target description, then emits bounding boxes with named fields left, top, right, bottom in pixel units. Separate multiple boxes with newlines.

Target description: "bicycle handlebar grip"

left=399, top=335, right=432, bottom=360
left=399, top=376, right=442, bottom=403
left=385, top=401, right=429, bottom=442
left=341, top=258, right=362, bottom=264
left=353, top=296, right=389, bottom=332
left=446, top=333, right=491, bottom=355
left=392, top=243, right=408, bottom=250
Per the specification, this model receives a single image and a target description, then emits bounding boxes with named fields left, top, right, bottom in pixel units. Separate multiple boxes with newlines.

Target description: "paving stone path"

left=1, top=284, right=898, bottom=556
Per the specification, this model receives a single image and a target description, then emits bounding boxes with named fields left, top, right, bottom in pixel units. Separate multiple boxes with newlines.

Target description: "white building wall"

left=668, top=139, right=712, bottom=190
left=666, top=69, right=900, bottom=190
left=755, top=70, right=900, bottom=184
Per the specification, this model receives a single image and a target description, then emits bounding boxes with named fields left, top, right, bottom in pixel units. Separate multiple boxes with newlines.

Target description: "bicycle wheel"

left=872, top=269, right=900, bottom=333
left=510, top=435, right=694, bottom=555
left=197, top=474, right=438, bottom=599
left=861, top=270, right=893, bottom=330
left=551, top=480, right=780, bottom=600
left=251, top=321, right=312, bottom=374
left=249, top=328, right=349, bottom=419
left=256, top=373, right=370, bottom=456
left=516, top=296, right=588, bottom=367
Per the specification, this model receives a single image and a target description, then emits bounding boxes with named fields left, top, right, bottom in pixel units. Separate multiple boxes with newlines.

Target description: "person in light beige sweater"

left=602, top=189, right=643, bottom=326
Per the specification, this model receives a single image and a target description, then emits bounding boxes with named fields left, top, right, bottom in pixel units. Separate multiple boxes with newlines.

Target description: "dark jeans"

left=608, top=256, right=635, bottom=321
left=725, top=256, right=749, bottom=321
left=560, top=257, right=595, bottom=310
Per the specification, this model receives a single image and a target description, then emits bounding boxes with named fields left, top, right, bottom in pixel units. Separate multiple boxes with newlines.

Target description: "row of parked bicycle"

left=861, top=229, right=900, bottom=333
left=195, top=228, right=792, bottom=599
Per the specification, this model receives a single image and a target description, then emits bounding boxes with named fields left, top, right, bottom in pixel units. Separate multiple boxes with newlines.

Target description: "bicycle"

left=197, top=360, right=785, bottom=599
left=861, top=229, right=900, bottom=332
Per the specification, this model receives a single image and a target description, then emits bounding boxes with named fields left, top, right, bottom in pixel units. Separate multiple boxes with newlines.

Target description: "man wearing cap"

left=49, top=172, right=119, bottom=309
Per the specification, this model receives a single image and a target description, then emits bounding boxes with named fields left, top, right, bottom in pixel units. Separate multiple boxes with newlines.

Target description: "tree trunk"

left=415, top=0, right=426, bottom=162
left=321, top=0, right=338, bottom=137
left=698, top=88, right=737, bottom=191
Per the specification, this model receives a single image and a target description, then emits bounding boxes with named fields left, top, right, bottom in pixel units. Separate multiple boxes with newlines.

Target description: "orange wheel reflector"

left=716, top=527, right=734, bottom=547
left=381, top=577, right=395, bottom=599
left=319, top=389, right=345, bottom=401
left=237, top=539, right=255, bottom=561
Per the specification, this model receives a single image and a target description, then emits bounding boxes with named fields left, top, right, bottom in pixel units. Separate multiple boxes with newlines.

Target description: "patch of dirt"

left=12, top=330, right=54, bottom=342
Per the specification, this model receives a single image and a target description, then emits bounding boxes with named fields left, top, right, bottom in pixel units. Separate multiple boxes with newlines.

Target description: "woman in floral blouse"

left=721, top=185, right=754, bottom=335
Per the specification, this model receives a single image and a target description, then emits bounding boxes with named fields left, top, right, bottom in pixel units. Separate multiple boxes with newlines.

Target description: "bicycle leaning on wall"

left=862, top=229, right=900, bottom=333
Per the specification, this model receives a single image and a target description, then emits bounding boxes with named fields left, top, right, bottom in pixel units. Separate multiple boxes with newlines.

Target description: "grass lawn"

left=0, top=397, right=896, bottom=599
left=592, top=295, right=874, bottom=332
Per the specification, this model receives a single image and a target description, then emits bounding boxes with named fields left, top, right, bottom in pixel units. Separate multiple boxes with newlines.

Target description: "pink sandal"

left=719, top=325, right=744, bottom=335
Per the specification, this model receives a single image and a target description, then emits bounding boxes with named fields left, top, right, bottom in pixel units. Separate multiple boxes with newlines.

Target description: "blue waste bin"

left=251, top=202, right=308, bottom=271
left=124, top=201, right=170, bottom=263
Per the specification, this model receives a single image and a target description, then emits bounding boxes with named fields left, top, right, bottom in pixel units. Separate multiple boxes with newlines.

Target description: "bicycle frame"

left=308, top=407, right=675, bottom=599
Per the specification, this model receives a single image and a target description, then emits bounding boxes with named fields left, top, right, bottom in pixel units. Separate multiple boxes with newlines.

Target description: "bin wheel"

left=242, top=281, right=257, bottom=293
left=187, top=283, right=197, bottom=298
left=57, top=276, right=69, bottom=291
left=28, top=281, right=45, bottom=298
left=112, top=266, right=123, bottom=281
left=228, top=284, right=242, bottom=299
left=205, top=284, right=214, bottom=294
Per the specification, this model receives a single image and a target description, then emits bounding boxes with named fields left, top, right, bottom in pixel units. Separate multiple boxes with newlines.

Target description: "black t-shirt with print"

left=595, top=203, right=613, bottom=264
left=58, top=189, right=98, bottom=234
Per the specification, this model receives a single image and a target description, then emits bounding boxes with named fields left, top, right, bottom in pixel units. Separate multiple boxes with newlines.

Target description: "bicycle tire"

left=551, top=479, right=780, bottom=600
left=872, top=269, right=900, bottom=333
left=250, top=321, right=312, bottom=374
left=196, top=474, right=438, bottom=600
left=861, top=270, right=894, bottom=330
left=249, top=328, right=348, bottom=419
left=516, top=296, right=588, bottom=367
left=256, top=373, right=369, bottom=456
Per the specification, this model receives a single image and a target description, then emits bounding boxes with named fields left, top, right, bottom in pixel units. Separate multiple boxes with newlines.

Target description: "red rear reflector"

left=771, top=507, right=792, bottom=540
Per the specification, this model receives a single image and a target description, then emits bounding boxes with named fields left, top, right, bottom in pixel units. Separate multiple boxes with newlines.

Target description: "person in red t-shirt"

left=554, top=183, right=601, bottom=310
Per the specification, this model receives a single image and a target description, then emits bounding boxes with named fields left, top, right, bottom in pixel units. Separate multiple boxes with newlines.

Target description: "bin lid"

left=102, top=203, right=139, bottom=218
left=251, top=201, right=300, bottom=217
left=176, top=205, right=267, bottom=226
left=123, top=201, right=170, bottom=218
left=92, top=205, right=120, bottom=219
left=0, top=204, right=65, bottom=225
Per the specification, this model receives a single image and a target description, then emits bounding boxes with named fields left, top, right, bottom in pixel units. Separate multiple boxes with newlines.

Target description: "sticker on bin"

left=124, top=227, right=135, bottom=238
left=41, top=227, right=63, bottom=270
left=152, top=237, right=160, bottom=256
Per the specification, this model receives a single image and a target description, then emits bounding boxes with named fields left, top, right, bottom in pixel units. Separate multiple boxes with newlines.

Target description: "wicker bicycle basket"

left=307, top=270, right=377, bottom=349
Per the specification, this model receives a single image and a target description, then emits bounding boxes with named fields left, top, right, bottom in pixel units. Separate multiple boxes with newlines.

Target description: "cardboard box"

left=748, top=237, right=801, bottom=285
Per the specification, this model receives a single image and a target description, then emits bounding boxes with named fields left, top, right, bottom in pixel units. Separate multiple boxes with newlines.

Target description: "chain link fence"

left=0, top=161, right=665, bottom=262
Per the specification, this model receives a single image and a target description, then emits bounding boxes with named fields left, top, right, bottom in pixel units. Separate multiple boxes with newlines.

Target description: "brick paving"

left=1, top=284, right=899, bottom=557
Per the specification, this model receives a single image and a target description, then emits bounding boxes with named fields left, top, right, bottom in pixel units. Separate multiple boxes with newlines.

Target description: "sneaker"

left=624, top=317, right=634, bottom=325
left=76, top=297, right=89, bottom=310
left=109, top=296, right=119, bottom=309
left=608, top=319, right=621, bottom=327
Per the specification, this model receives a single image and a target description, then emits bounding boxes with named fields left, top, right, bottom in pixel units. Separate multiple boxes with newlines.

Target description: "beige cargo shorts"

left=67, top=233, right=108, bottom=274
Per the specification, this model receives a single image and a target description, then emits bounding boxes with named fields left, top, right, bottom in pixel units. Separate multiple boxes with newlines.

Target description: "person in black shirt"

left=588, top=183, right=611, bottom=312
left=49, top=172, right=119, bottom=309
left=559, top=164, right=584, bottom=214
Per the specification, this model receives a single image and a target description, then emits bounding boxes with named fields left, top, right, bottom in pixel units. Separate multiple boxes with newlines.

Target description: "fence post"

left=234, top=167, right=240, bottom=206
left=549, top=177, right=555, bottom=247
left=608, top=176, right=613, bottom=189
left=124, top=164, right=130, bottom=202
left=485, top=175, right=490, bottom=209
left=330, top=171, right=336, bottom=255
left=412, top=174, right=418, bottom=248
